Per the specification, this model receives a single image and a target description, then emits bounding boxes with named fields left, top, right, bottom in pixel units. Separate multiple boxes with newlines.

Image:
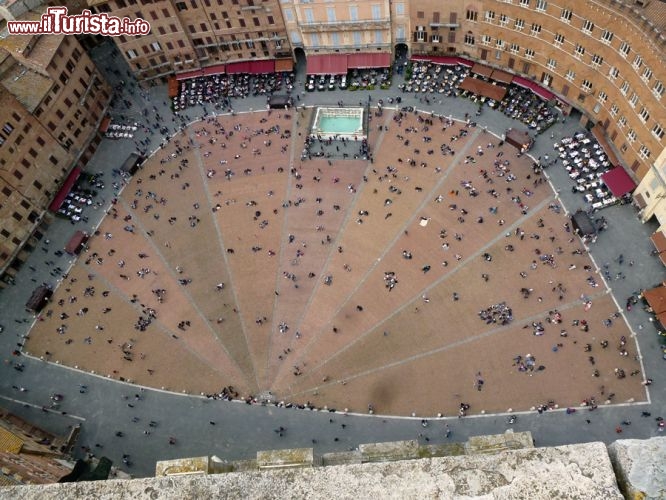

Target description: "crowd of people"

left=402, top=60, right=557, bottom=132
left=9, top=51, right=659, bottom=477
left=174, top=72, right=295, bottom=111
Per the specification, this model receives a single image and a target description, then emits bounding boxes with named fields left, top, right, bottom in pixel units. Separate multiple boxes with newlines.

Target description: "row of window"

left=303, top=4, right=384, bottom=23
left=480, top=8, right=661, bottom=97
left=312, top=30, right=385, bottom=47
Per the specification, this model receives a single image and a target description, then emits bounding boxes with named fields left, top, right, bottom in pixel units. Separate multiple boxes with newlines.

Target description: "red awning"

left=306, top=54, right=348, bottom=75
left=99, top=116, right=111, bottom=133
left=601, top=167, right=636, bottom=197
left=410, top=55, right=465, bottom=66
left=347, top=52, right=391, bottom=69
left=167, top=77, right=179, bottom=98
left=65, top=230, right=89, bottom=255
left=456, top=57, right=474, bottom=67
left=203, top=63, right=226, bottom=76
left=512, top=76, right=555, bottom=101
left=275, top=58, right=294, bottom=72
left=175, top=69, right=205, bottom=81
left=49, top=167, right=82, bottom=212
left=249, top=60, right=275, bottom=74
left=226, top=61, right=252, bottom=74
left=532, top=85, right=556, bottom=101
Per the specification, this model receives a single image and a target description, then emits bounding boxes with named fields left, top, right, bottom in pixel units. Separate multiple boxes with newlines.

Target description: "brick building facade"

left=86, top=0, right=291, bottom=82
left=405, top=0, right=665, bottom=220
left=0, top=6, right=111, bottom=286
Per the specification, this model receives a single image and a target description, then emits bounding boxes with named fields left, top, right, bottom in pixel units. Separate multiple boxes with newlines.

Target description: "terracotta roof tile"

left=0, top=428, right=23, bottom=454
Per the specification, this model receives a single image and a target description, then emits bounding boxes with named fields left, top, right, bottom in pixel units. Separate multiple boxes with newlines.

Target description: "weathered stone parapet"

left=608, top=437, right=666, bottom=500
left=1, top=441, right=622, bottom=500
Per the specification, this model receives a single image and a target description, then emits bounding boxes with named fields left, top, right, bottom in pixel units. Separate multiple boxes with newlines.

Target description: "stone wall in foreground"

left=1, top=437, right=664, bottom=499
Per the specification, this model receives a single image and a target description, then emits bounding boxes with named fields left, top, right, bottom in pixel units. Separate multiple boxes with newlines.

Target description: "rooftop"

left=0, top=54, right=53, bottom=112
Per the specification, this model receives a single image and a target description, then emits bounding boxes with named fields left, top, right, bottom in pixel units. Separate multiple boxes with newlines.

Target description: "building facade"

left=86, top=0, right=291, bottom=82
left=635, top=146, right=666, bottom=231
left=405, top=0, right=665, bottom=189
left=280, top=0, right=391, bottom=56
left=0, top=6, right=111, bottom=286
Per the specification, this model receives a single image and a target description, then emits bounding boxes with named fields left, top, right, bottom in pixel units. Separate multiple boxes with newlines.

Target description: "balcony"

left=299, top=18, right=390, bottom=33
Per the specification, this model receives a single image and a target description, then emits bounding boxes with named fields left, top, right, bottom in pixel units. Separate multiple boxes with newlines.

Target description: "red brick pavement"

left=25, top=109, right=645, bottom=415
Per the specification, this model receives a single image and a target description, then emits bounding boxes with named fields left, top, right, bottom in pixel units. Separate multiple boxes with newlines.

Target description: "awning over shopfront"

left=410, top=55, right=459, bottom=65
left=347, top=52, right=391, bottom=69
left=601, top=167, right=636, bottom=197
left=458, top=77, right=507, bottom=101
left=644, top=285, right=666, bottom=313
left=99, top=116, right=111, bottom=133
left=249, top=60, right=275, bottom=74
left=48, top=167, right=82, bottom=212
left=410, top=55, right=473, bottom=67
left=167, top=77, right=179, bottom=98
left=471, top=63, right=493, bottom=78
left=512, top=76, right=556, bottom=101
left=306, top=54, right=348, bottom=75
left=491, top=69, right=513, bottom=84
left=275, top=58, right=294, bottom=72
left=202, top=63, right=226, bottom=76
left=651, top=231, right=666, bottom=254
left=226, top=61, right=252, bottom=74
left=175, top=69, right=205, bottom=81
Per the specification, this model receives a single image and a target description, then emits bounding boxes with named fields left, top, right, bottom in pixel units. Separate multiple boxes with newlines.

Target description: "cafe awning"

left=458, top=77, right=507, bottom=101
left=249, top=60, right=275, bottom=74
left=601, top=167, right=636, bottom=197
left=99, top=116, right=111, bottom=133
left=491, top=69, right=513, bottom=84
left=651, top=231, right=666, bottom=254
left=175, top=69, right=204, bottom=81
left=471, top=63, right=493, bottom=78
left=306, top=54, right=348, bottom=75
left=512, top=76, right=556, bottom=101
left=203, top=63, right=226, bottom=76
left=167, top=77, right=179, bottom=98
left=411, top=55, right=459, bottom=65
left=347, top=52, right=391, bottom=69
left=275, top=58, right=294, bottom=72
left=48, top=167, right=82, bottom=212
left=226, top=61, right=251, bottom=74
left=644, top=285, right=666, bottom=314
